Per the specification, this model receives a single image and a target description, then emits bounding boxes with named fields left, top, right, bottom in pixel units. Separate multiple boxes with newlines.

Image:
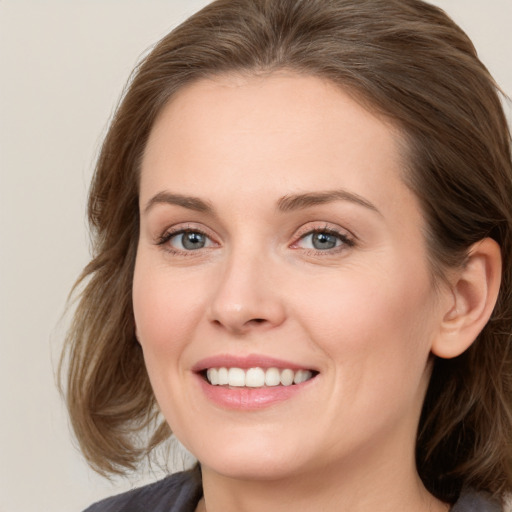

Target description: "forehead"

left=144, top=72, right=401, bottom=164
left=140, top=72, right=416, bottom=222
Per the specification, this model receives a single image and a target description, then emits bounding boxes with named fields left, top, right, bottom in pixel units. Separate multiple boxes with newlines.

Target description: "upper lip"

left=192, top=354, right=317, bottom=373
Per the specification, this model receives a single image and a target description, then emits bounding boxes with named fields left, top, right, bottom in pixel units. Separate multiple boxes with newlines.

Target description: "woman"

left=61, top=0, right=512, bottom=510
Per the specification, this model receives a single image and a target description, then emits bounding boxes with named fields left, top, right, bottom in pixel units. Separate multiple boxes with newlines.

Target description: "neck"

left=198, top=445, right=449, bottom=512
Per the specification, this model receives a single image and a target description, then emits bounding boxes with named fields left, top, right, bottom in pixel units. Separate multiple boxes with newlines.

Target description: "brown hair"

left=60, top=0, right=512, bottom=503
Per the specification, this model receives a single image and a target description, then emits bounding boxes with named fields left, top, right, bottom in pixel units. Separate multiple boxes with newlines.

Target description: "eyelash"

left=291, top=226, right=355, bottom=255
left=155, top=225, right=355, bottom=256
left=156, top=226, right=215, bottom=255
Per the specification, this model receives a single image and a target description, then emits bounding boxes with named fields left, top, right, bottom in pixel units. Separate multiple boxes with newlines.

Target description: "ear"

left=431, top=238, right=502, bottom=359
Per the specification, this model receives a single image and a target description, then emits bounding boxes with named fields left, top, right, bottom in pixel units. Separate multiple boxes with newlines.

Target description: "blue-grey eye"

left=297, top=230, right=348, bottom=251
left=171, top=231, right=209, bottom=250
left=311, top=232, right=339, bottom=250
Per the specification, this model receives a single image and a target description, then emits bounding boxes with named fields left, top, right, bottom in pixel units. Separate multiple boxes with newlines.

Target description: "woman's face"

left=133, top=73, right=448, bottom=483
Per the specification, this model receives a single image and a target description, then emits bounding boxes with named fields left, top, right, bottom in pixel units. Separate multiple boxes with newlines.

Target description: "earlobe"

left=431, top=238, right=502, bottom=359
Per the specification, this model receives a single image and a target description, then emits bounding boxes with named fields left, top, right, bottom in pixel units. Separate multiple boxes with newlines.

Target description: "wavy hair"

left=60, top=0, right=512, bottom=503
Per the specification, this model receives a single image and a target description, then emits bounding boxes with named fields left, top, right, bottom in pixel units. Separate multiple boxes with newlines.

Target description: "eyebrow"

left=143, top=191, right=214, bottom=215
left=277, top=190, right=381, bottom=215
left=143, top=188, right=381, bottom=216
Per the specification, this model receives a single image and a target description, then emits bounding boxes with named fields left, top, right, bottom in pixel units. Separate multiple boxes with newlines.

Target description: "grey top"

left=83, top=468, right=203, bottom=512
left=451, top=489, right=502, bottom=512
left=83, top=468, right=502, bottom=512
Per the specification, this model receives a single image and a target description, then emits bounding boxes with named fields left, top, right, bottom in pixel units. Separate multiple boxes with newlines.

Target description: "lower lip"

left=195, top=374, right=316, bottom=410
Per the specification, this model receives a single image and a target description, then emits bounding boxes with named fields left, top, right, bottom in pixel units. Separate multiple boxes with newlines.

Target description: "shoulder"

left=451, top=489, right=502, bottom=512
left=83, top=468, right=202, bottom=512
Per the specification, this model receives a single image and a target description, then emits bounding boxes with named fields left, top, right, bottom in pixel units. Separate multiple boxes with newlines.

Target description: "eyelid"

left=153, top=221, right=355, bottom=255
left=292, top=222, right=355, bottom=241
left=155, top=223, right=220, bottom=253
left=290, top=223, right=356, bottom=251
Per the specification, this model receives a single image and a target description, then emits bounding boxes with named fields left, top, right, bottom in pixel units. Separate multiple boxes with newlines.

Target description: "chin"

left=201, top=455, right=304, bottom=481
left=183, top=432, right=309, bottom=481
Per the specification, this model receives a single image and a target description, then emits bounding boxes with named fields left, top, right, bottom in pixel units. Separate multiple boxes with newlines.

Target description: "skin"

left=133, top=73, right=454, bottom=512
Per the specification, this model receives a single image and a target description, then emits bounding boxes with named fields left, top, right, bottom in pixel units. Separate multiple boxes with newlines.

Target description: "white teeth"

left=228, top=367, right=246, bottom=387
left=206, top=368, right=218, bottom=385
left=280, top=368, right=294, bottom=386
left=265, top=367, right=281, bottom=387
left=205, top=366, right=315, bottom=387
left=294, top=369, right=313, bottom=384
left=246, top=367, right=265, bottom=387
left=217, top=367, right=229, bottom=385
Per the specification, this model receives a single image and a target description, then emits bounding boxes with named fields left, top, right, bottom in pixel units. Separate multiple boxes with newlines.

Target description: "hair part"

left=60, top=0, right=512, bottom=501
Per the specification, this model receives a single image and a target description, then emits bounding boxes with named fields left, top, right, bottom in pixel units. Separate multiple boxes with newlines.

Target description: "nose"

left=207, top=249, right=286, bottom=335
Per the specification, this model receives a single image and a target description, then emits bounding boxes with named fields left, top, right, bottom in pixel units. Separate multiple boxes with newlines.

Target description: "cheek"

left=131, top=253, right=209, bottom=425
left=132, top=254, right=205, bottom=360
left=296, top=262, right=436, bottom=393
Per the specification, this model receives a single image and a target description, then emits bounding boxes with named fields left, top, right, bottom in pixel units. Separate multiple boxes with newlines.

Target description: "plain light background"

left=0, top=1, right=510, bottom=511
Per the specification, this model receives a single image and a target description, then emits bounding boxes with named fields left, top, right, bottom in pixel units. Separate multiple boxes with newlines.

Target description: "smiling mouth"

left=202, top=367, right=318, bottom=388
